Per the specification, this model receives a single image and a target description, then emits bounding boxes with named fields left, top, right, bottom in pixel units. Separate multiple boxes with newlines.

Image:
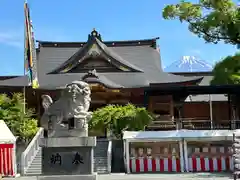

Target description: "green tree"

left=163, top=0, right=240, bottom=85
left=162, top=0, right=240, bottom=45
left=0, top=93, right=38, bottom=141
left=211, top=53, right=240, bottom=85
left=89, top=104, right=154, bottom=138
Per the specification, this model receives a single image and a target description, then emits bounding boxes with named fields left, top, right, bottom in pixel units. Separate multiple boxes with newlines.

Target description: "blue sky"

left=0, top=0, right=238, bottom=76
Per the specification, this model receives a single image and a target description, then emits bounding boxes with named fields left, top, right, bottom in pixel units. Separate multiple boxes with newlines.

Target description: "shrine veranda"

left=123, top=130, right=236, bottom=173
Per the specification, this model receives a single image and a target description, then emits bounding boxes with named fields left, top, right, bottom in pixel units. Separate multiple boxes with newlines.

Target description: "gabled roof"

left=49, top=29, right=143, bottom=74
left=0, top=29, right=204, bottom=89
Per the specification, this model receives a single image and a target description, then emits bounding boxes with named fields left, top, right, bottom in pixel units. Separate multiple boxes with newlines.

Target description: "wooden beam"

left=148, top=96, right=153, bottom=111
left=109, top=99, right=129, bottom=104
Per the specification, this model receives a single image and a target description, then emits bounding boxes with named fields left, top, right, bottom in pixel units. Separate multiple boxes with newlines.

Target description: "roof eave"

left=37, top=37, right=160, bottom=48
left=149, top=77, right=204, bottom=87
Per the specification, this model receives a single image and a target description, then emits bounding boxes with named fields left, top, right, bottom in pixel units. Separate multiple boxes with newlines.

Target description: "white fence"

left=21, top=127, right=44, bottom=175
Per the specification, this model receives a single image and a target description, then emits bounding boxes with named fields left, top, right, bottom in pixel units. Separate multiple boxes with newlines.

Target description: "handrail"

left=151, top=118, right=240, bottom=123
left=107, top=140, right=112, bottom=173
left=21, top=127, right=44, bottom=175
left=148, top=119, right=240, bottom=130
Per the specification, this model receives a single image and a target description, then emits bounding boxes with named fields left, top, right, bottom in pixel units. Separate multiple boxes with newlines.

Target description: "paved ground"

left=4, top=173, right=235, bottom=180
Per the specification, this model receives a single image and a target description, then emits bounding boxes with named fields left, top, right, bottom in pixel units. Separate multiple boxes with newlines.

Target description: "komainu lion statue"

left=40, top=81, right=92, bottom=134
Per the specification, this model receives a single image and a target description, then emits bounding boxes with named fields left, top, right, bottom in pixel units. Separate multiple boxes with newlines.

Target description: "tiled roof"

left=0, top=30, right=203, bottom=89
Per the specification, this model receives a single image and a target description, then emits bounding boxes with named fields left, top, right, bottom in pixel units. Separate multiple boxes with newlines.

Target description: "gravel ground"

left=4, top=173, right=234, bottom=180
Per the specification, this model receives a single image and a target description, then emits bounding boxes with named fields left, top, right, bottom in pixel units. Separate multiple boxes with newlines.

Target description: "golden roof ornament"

left=88, top=28, right=102, bottom=41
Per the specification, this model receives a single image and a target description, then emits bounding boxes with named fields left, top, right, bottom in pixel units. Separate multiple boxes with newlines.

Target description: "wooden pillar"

left=175, top=103, right=183, bottom=130
left=230, top=94, right=238, bottom=130
left=143, top=91, right=150, bottom=110
left=228, top=94, right=232, bottom=128
left=36, top=90, right=41, bottom=123
left=170, top=96, right=174, bottom=121
left=148, top=96, right=153, bottom=111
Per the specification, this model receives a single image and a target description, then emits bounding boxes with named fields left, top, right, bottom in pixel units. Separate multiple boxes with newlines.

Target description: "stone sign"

left=42, top=147, right=93, bottom=175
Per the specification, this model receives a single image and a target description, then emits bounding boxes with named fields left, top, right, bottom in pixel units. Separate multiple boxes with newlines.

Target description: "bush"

left=89, top=104, right=154, bottom=138
left=0, top=93, right=38, bottom=141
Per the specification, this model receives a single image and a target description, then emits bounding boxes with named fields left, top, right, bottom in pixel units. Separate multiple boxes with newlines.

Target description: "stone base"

left=47, top=128, right=88, bottom=138
left=40, top=136, right=96, bottom=147
left=37, top=174, right=97, bottom=180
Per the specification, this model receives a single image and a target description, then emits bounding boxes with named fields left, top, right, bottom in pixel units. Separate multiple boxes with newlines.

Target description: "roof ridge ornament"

left=89, top=69, right=98, bottom=77
left=88, top=28, right=102, bottom=42
left=82, top=69, right=99, bottom=81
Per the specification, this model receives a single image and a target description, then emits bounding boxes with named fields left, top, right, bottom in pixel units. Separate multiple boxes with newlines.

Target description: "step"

left=95, top=152, right=108, bottom=154
left=95, top=168, right=108, bottom=170
left=30, top=162, right=42, bottom=166
left=26, top=171, right=42, bottom=174
left=94, top=150, right=108, bottom=152
left=94, top=154, right=108, bottom=156
left=95, top=148, right=108, bottom=151
left=33, top=157, right=42, bottom=159
left=95, top=155, right=108, bottom=157
left=95, top=160, right=108, bottom=162
left=28, top=164, right=41, bottom=168
left=94, top=156, right=108, bottom=159
left=95, top=167, right=108, bottom=170
left=26, top=172, right=42, bottom=174
left=95, top=170, right=108, bottom=172
left=26, top=166, right=42, bottom=170
left=95, top=165, right=108, bottom=168
left=33, top=157, right=42, bottom=160
left=95, top=152, right=108, bottom=155
left=32, top=160, right=42, bottom=163
left=25, top=172, right=42, bottom=176
left=30, top=161, right=42, bottom=164
left=95, top=156, right=107, bottom=158
left=94, top=160, right=108, bottom=163
left=95, top=169, right=108, bottom=171
left=94, top=163, right=108, bottom=165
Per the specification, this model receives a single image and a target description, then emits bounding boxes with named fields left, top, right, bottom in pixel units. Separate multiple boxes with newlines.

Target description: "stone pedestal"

left=39, top=80, right=97, bottom=180
left=40, top=136, right=97, bottom=180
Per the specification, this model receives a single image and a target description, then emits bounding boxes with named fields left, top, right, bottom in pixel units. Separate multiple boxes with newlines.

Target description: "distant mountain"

left=164, top=56, right=213, bottom=72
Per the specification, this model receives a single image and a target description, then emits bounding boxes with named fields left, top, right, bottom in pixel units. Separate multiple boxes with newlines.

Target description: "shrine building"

left=0, top=29, right=238, bottom=132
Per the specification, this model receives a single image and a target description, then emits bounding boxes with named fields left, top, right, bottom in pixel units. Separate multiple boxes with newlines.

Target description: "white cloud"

left=0, top=30, right=23, bottom=49
left=0, top=26, right=71, bottom=49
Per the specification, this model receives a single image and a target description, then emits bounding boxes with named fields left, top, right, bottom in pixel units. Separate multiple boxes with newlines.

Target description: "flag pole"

left=23, top=0, right=39, bottom=116
left=23, top=1, right=27, bottom=114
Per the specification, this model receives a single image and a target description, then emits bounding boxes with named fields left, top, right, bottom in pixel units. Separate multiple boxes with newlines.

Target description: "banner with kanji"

left=24, top=2, right=39, bottom=89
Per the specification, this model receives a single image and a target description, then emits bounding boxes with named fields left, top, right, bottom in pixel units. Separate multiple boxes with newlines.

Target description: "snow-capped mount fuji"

left=164, top=56, right=213, bottom=72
